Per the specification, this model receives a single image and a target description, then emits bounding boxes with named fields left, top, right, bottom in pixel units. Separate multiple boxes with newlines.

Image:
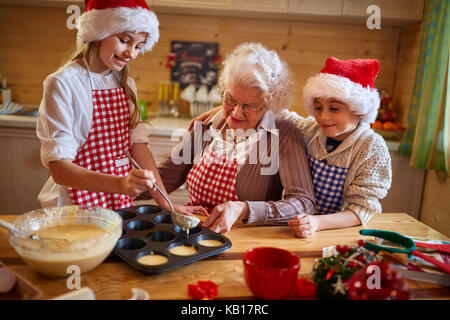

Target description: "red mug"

left=243, top=247, right=300, bottom=300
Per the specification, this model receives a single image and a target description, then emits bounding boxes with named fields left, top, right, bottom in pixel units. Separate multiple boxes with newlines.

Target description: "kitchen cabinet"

left=145, top=117, right=190, bottom=167
left=288, top=0, right=424, bottom=23
left=0, top=0, right=83, bottom=6
left=234, top=0, right=288, bottom=14
left=1, top=0, right=424, bottom=24
left=0, top=124, right=49, bottom=214
left=152, top=0, right=424, bottom=23
left=343, top=0, right=425, bottom=21
left=152, top=0, right=233, bottom=10
left=148, top=134, right=180, bottom=166
left=289, top=0, right=342, bottom=16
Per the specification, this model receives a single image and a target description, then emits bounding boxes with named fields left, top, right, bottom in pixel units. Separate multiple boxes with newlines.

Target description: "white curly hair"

left=218, top=42, right=295, bottom=115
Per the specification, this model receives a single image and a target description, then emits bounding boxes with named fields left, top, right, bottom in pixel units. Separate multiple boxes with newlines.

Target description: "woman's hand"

left=188, top=106, right=222, bottom=130
left=173, top=204, right=209, bottom=217
left=120, top=168, right=156, bottom=197
left=201, top=201, right=249, bottom=233
left=288, top=214, right=319, bottom=238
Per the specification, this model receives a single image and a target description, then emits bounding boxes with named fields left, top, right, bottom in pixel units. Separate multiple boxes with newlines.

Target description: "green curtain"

left=398, top=0, right=450, bottom=175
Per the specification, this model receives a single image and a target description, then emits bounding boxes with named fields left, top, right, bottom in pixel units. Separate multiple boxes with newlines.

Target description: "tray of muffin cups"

left=113, top=205, right=232, bottom=275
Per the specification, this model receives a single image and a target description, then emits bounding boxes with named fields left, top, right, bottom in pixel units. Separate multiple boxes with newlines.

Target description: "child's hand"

left=120, top=169, right=156, bottom=197
left=173, top=204, right=209, bottom=217
left=288, top=214, right=319, bottom=238
left=188, top=106, right=222, bottom=130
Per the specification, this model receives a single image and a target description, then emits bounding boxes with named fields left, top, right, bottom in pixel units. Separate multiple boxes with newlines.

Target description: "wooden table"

left=1, top=213, right=449, bottom=300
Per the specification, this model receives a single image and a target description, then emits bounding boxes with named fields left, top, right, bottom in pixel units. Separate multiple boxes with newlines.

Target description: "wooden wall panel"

left=393, top=21, right=450, bottom=237
left=0, top=4, right=400, bottom=117
left=392, top=22, right=422, bottom=126
left=420, top=172, right=450, bottom=237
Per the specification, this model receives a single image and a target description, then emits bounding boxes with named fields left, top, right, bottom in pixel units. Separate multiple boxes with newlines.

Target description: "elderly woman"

left=141, top=43, right=315, bottom=233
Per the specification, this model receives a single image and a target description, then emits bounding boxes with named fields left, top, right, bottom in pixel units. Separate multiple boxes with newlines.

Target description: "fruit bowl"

left=374, top=128, right=405, bottom=141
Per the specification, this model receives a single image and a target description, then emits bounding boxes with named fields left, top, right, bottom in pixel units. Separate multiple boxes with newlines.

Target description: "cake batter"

left=169, top=245, right=197, bottom=256
left=36, top=224, right=106, bottom=241
left=198, top=239, right=223, bottom=247
left=137, top=254, right=168, bottom=266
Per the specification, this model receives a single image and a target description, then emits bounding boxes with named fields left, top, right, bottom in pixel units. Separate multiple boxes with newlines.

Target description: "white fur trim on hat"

left=302, top=73, right=380, bottom=123
left=77, top=7, right=159, bottom=54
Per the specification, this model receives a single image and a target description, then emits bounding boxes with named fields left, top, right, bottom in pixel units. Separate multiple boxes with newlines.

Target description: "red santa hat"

left=303, top=57, right=381, bottom=123
left=77, top=0, right=159, bottom=54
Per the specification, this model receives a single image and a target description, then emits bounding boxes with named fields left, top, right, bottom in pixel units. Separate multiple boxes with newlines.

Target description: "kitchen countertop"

left=0, top=114, right=37, bottom=129
left=385, top=140, right=400, bottom=152
left=0, top=104, right=39, bottom=129
left=0, top=213, right=448, bottom=300
left=0, top=111, right=402, bottom=151
left=0, top=112, right=193, bottom=134
left=144, top=116, right=191, bottom=136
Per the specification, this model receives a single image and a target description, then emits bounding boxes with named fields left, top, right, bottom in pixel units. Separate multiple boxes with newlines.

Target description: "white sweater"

left=281, top=110, right=392, bottom=224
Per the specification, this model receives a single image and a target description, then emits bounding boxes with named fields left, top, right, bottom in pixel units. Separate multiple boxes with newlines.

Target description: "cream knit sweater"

left=281, top=110, right=392, bottom=224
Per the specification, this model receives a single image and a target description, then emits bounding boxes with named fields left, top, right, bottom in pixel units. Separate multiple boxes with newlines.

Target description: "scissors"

left=359, top=229, right=450, bottom=274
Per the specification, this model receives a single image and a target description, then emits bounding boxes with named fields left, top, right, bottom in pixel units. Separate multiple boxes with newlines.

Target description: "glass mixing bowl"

left=8, top=206, right=122, bottom=277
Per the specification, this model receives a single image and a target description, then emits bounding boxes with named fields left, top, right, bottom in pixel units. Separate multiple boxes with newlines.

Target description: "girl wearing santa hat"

left=193, top=57, right=392, bottom=237
left=283, top=57, right=392, bottom=238
left=36, top=0, right=207, bottom=215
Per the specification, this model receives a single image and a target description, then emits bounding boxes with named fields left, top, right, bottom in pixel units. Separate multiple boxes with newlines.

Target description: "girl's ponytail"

left=120, top=65, right=140, bottom=129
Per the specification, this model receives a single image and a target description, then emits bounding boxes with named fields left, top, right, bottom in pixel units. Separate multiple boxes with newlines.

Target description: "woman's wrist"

left=239, top=202, right=250, bottom=221
left=311, top=215, right=322, bottom=232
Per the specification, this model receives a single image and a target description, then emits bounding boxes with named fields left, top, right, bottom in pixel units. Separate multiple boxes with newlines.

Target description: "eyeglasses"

left=223, top=93, right=263, bottom=115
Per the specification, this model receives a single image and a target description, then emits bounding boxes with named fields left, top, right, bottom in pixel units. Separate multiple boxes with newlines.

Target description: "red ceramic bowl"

left=243, top=247, right=300, bottom=300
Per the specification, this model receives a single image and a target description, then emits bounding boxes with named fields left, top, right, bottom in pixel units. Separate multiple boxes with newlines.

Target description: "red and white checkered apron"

left=68, top=87, right=134, bottom=210
left=186, top=148, right=239, bottom=211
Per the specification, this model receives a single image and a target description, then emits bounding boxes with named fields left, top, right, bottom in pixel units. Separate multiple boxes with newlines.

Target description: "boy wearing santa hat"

left=284, top=57, right=392, bottom=238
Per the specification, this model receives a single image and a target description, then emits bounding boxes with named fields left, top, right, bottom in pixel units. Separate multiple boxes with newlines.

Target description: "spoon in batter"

left=0, top=218, right=69, bottom=242
left=124, top=151, right=200, bottom=232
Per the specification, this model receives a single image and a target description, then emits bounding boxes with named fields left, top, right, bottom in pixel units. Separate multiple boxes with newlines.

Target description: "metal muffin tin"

left=113, top=205, right=232, bottom=275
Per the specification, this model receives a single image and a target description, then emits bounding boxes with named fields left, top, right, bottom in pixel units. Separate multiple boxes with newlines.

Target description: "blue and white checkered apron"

left=307, top=153, right=348, bottom=214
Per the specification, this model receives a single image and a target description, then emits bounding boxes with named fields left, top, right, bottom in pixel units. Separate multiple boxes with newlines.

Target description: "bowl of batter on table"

left=8, top=206, right=122, bottom=277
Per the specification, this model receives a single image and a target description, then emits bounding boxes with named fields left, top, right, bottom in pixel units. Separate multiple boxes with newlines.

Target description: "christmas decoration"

left=303, top=57, right=381, bottom=124
left=170, top=41, right=219, bottom=90
left=187, top=280, right=218, bottom=300
left=312, top=243, right=378, bottom=300
left=295, top=278, right=316, bottom=297
left=212, top=54, right=222, bottom=68
left=347, top=261, right=410, bottom=300
left=371, top=89, right=405, bottom=139
left=77, top=0, right=160, bottom=54
left=331, top=275, right=346, bottom=295
left=167, top=52, right=176, bottom=69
